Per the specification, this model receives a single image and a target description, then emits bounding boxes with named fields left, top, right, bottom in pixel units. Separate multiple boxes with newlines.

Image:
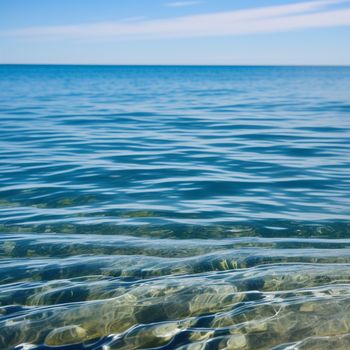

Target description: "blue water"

left=1, top=65, right=350, bottom=349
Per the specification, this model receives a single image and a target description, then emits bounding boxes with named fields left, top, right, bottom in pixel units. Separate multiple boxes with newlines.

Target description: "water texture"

left=0, top=65, right=350, bottom=349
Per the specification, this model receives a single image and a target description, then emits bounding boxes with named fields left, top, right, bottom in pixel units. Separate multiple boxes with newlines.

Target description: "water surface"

left=0, top=65, right=350, bottom=349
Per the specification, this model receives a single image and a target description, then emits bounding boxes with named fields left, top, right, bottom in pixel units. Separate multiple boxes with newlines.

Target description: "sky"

left=1, top=0, right=350, bottom=65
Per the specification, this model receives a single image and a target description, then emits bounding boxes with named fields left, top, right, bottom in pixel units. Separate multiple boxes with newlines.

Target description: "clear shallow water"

left=0, top=65, right=350, bottom=349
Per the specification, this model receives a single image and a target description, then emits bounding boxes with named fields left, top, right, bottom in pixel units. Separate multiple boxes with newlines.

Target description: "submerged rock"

left=45, top=325, right=87, bottom=346
left=226, top=334, right=247, bottom=349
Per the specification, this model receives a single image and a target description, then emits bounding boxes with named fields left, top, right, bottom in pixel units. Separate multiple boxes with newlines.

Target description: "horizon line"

left=1, top=63, right=350, bottom=67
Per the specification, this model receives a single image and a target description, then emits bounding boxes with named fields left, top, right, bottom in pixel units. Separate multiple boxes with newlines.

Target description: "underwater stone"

left=244, top=320, right=268, bottom=333
left=2, top=241, right=16, bottom=255
left=123, top=322, right=182, bottom=349
left=226, top=334, right=247, bottom=349
left=45, top=325, right=87, bottom=346
left=299, top=302, right=315, bottom=312
left=152, top=322, right=181, bottom=338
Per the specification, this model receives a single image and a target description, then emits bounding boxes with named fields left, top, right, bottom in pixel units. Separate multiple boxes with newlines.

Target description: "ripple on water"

left=0, top=66, right=350, bottom=349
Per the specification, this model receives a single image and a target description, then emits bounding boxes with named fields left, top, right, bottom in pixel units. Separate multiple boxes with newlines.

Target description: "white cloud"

left=2, top=0, right=350, bottom=40
left=166, top=1, right=202, bottom=7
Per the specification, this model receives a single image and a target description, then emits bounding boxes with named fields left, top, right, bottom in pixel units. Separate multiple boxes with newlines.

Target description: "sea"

left=0, top=65, right=350, bottom=349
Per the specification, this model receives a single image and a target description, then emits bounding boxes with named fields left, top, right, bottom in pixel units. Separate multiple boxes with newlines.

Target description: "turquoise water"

left=0, top=65, right=350, bottom=349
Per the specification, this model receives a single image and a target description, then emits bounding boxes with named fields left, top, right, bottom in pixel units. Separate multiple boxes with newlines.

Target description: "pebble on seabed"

left=226, top=334, right=247, bottom=349
left=299, top=302, right=315, bottom=312
left=45, top=325, right=87, bottom=346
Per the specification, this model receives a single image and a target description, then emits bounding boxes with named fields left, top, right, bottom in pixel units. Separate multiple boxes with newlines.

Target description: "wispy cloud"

left=2, top=0, right=350, bottom=40
left=166, top=1, right=202, bottom=7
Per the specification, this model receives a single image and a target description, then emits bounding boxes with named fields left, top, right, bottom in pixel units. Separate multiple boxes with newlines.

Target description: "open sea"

left=1, top=65, right=350, bottom=350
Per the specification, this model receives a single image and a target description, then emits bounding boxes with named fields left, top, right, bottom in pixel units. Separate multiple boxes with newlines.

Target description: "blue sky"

left=1, top=0, right=350, bottom=65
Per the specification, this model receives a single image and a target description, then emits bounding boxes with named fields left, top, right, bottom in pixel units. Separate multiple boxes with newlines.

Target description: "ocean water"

left=0, top=65, right=350, bottom=349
